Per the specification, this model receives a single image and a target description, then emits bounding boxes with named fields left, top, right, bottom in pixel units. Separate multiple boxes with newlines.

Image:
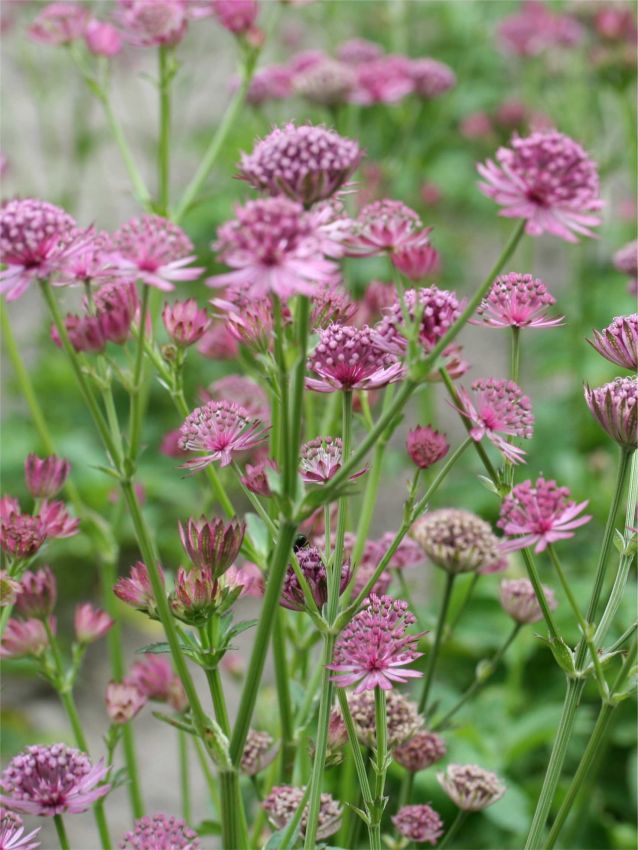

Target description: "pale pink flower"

left=391, top=236, right=440, bottom=281
left=455, top=378, right=534, bottom=464
left=392, top=804, right=444, bottom=845
left=393, top=731, right=446, bottom=772
left=51, top=312, right=107, bottom=354
left=240, top=458, right=277, bottom=498
left=28, top=2, right=89, bottom=46
left=15, top=567, right=57, bottom=619
left=238, top=123, right=362, bottom=206
left=438, top=763, right=505, bottom=811
left=374, top=533, right=426, bottom=571
left=498, top=477, right=591, bottom=553
left=74, top=603, right=114, bottom=644
left=114, top=561, right=164, bottom=617
left=346, top=200, right=422, bottom=256
left=208, top=197, right=338, bottom=299
left=53, top=231, right=119, bottom=289
left=225, top=562, right=264, bottom=597
left=478, top=131, right=603, bottom=242
left=328, top=594, right=423, bottom=692
left=594, top=6, right=638, bottom=43
left=409, top=58, right=456, bottom=98
left=120, top=813, right=200, bottom=850
left=85, top=19, right=123, bottom=56
left=93, top=283, right=139, bottom=345
left=201, top=375, right=269, bottom=420
left=263, top=786, right=341, bottom=841
left=584, top=377, right=637, bottom=450
left=0, top=618, right=50, bottom=659
left=162, top=299, right=210, bottom=347
left=112, top=215, right=202, bottom=291
left=406, top=425, right=449, bottom=469
left=178, top=516, right=245, bottom=576
left=0, top=744, right=109, bottom=816
left=211, top=296, right=277, bottom=353
left=105, top=681, right=146, bottom=724
left=613, top=240, right=637, bottom=291
left=0, top=815, right=40, bottom=850
left=310, top=284, right=357, bottom=329
left=280, top=546, right=350, bottom=612
left=498, top=1, right=583, bottom=56
left=196, top=321, right=239, bottom=360
left=588, top=314, right=637, bottom=370
left=38, top=500, right=80, bottom=539
left=240, top=730, right=276, bottom=776
left=300, top=436, right=366, bottom=484
left=126, top=656, right=187, bottom=713
left=349, top=55, right=414, bottom=105
left=212, top=0, right=258, bottom=34
left=473, top=272, right=563, bottom=329
left=178, top=400, right=269, bottom=471
left=306, top=323, right=403, bottom=392
left=294, top=57, right=356, bottom=107
left=116, top=0, right=188, bottom=46
left=411, top=509, right=503, bottom=574
left=24, top=455, right=70, bottom=499
left=500, top=578, right=557, bottom=624
left=336, top=38, right=383, bottom=64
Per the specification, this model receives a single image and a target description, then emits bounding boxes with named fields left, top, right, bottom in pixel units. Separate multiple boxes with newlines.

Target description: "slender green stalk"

left=369, top=687, right=388, bottom=850
left=101, top=94, right=151, bottom=209
left=273, top=609, right=295, bottom=782
left=278, top=783, right=313, bottom=850
left=418, top=572, right=456, bottom=714
left=520, top=548, right=561, bottom=641
left=446, top=573, right=480, bottom=637
left=128, top=285, right=151, bottom=463
left=193, top=736, right=220, bottom=812
left=438, top=809, right=469, bottom=849
left=511, top=326, right=521, bottom=384
left=273, top=298, right=292, bottom=492
left=178, top=730, right=191, bottom=824
left=336, top=688, right=375, bottom=844
left=287, top=296, right=310, bottom=501
left=157, top=46, right=172, bottom=214
left=54, top=814, right=71, bottom=850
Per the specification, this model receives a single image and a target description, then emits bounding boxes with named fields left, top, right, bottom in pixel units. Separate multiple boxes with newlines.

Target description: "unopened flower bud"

left=406, top=426, right=449, bottom=470
left=105, top=681, right=146, bottom=724
left=74, top=603, right=114, bottom=644
left=24, top=454, right=70, bottom=499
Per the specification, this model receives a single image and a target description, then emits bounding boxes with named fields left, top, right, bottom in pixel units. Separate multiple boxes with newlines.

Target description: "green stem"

left=438, top=809, right=469, bottom=849
left=369, top=687, right=388, bottom=850
left=178, top=730, right=191, bottom=824
left=273, top=298, right=291, bottom=493
left=128, top=285, right=150, bottom=464
left=520, top=548, right=561, bottom=641
left=273, top=609, right=295, bottom=782
left=446, top=573, right=480, bottom=637
left=418, top=572, right=455, bottom=714
left=54, top=815, right=71, bottom=850
left=511, top=326, right=521, bottom=384
left=157, top=46, right=172, bottom=214
left=287, top=296, right=310, bottom=501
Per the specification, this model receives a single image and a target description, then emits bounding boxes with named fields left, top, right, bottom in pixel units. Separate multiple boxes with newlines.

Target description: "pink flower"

left=406, top=426, right=449, bottom=470
left=240, top=458, right=277, bottom=497
left=112, top=215, right=202, bottom=291
left=178, top=516, right=245, bottom=575
left=178, top=400, right=269, bottom=471
left=263, top=786, right=342, bottom=842
left=245, top=65, right=294, bottom=106
left=478, top=130, right=603, bottom=243
left=437, top=763, right=505, bottom=811
left=15, top=567, right=57, bottom=619
left=120, top=813, right=200, bottom=850
left=114, top=561, right=164, bottom=617
left=584, top=377, right=637, bottom=450
left=310, top=284, right=357, bottom=329
left=225, top=561, right=264, bottom=597
left=125, top=656, right=187, bottom=712
left=0, top=815, right=40, bottom=850
left=393, top=731, right=446, bottom=772
left=594, top=7, right=638, bottom=43
left=85, top=19, right=123, bottom=56
left=613, top=240, right=637, bottom=291
left=162, top=299, right=210, bottom=347
left=0, top=199, right=89, bottom=301
left=500, top=578, right=557, bottom=624
left=356, top=280, right=397, bottom=325
left=51, top=313, right=106, bottom=354
left=116, top=0, right=188, bottom=46
left=105, top=681, right=147, bottom=724
left=391, top=236, right=440, bottom=281
left=280, top=546, right=350, bottom=612
left=411, top=509, right=503, bottom=574
left=240, top=729, right=276, bottom=776
left=170, top=566, right=219, bottom=623
left=300, top=436, right=366, bottom=484
left=294, top=57, right=356, bottom=108
left=93, top=283, right=139, bottom=345
left=455, top=379, right=534, bottom=464
left=328, top=594, right=423, bottom=692
left=498, top=477, right=591, bottom=553
left=196, top=321, right=239, bottom=360
left=588, top=314, right=637, bottom=370
left=472, top=272, right=563, bottom=329
left=38, top=500, right=80, bottom=539
left=409, top=58, right=456, bottom=98
left=336, top=38, right=383, bottom=64
left=238, top=123, right=362, bottom=207
left=0, top=513, right=46, bottom=560
left=210, top=297, right=277, bottom=353
left=497, top=1, right=583, bottom=56
left=306, top=323, right=403, bottom=392
left=392, top=804, right=444, bottom=845
left=208, top=197, right=338, bottom=300
left=0, top=618, right=51, bottom=658
left=211, top=0, right=258, bottom=34
left=460, top=112, right=493, bottom=140
left=24, top=454, right=70, bottom=499
left=201, top=375, right=269, bottom=420
left=28, top=2, right=89, bottom=46
left=350, top=55, right=414, bottom=105
left=74, top=603, right=114, bottom=644
left=374, top=533, right=425, bottom=571
left=346, top=200, right=422, bottom=256
left=53, top=231, right=120, bottom=289
left=0, top=744, right=110, bottom=815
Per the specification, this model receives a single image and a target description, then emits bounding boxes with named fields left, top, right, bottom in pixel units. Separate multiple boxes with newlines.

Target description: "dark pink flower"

left=594, top=7, right=638, bottom=43
left=478, top=131, right=603, bottom=243
left=178, top=400, right=269, bottom=471
left=374, top=533, right=425, bottom=571
left=74, top=603, right=114, bottom=644
left=498, top=1, right=583, bottom=56
left=346, top=200, right=422, bottom=256
left=52, top=313, right=107, bottom=354
left=393, top=731, right=446, bottom=772
left=125, top=656, right=187, bottom=712
left=455, top=379, right=534, bottom=464
left=112, top=215, right=202, bottom=291
left=245, top=65, right=294, bottom=106
left=391, top=236, right=440, bottom=281
left=120, top=813, right=200, bottom=850
left=208, top=197, right=338, bottom=299
left=263, top=786, right=341, bottom=841
left=392, top=804, right=444, bottom=845
left=460, top=112, right=493, bottom=140
left=588, top=314, right=637, bottom=370
left=409, top=58, right=456, bottom=98
left=24, top=454, right=70, bottom=499
left=105, top=681, right=147, bottom=724
left=0, top=618, right=50, bottom=658
left=178, top=516, right=245, bottom=576
left=85, top=19, right=123, bottom=56
left=328, top=594, right=423, bottom=692
left=0, top=744, right=110, bottom=815
left=473, top=272, right=563, bottom=329
left=584, top=377, right=637, bottom=450
left=280, top=546, right=350, bottom=612
left=350, top=55, right=414, bottom=105
left=114, top=561, right=164, bottom=617
left=240, top=458, right=277, bottom=497
left=38, top=500, right=80, bottom=539
left=406, top=425, right=449, bottom=469
left=28, top=2, right=89, bottom=46
left=15, top=567, right=57, bottom=619
left=211, top=0, right=258, bottom=34
left=437, top=763, right=505, bottom=811
left=238, top=123, right=362, bottom=207
left=300, top=436, right=366, bottom=484
left=498, top=477, right=591, bottom=553
left=93, top=282, right=139, bottom=345
left=0, top=513, right=46, bottom=560
left=306, top=323, right=403, bottom=392
left=116, top=0, right=188, bottom=46
left=162, top=299, right=210, bottom=347
left=500, top=578, right=557, bottom=624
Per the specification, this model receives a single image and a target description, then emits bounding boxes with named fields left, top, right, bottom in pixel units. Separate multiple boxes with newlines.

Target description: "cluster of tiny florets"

left=411, top=509, right=502, bottom=574
left=307, top=323, right=403, bottom=392
left=474, top=272, right=563, bottom=329
left=119, top=812, right=200, bottom=849
left=262, top=785, right=342, bottom=841
left=584, top=376, right=637, bottom=450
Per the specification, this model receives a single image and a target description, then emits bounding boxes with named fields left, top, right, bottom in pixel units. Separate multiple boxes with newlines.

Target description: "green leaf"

left=195, top=820, right=221, bottom=836
left=135, top=642, right=171, bottom=655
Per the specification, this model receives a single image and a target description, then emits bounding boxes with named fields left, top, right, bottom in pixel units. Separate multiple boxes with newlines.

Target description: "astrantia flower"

left=300, top=436, right=366, bottom=484
left=500, top=578, right=557, bottom=624
left=112, top=215, right=202, bottom=291
left=310, top=284, right=358, bottom=329
left=350, top=55, right=414, bottom=105
left=53, top=231, right=120, bottom=289
left=178, top=400, right=269, bottom=471
left=52, top=312, right=107, bottom=354
left=28, top=2, right=89, bottom=46
left=240, top=458, right=277, bottom=497
left=85, top=19, right=123, bottom=57
left=406, top=426, right=449, bottom=469
left=245, top=65, right=294, bottom=106
left=478, top=130, right=603, bottom=242
left=74, top=603, right=114, bottom=644
left=0, top=813, right=40, bottom=850
left=437, top=763, right=505, bottom=811
left=37, top=500, right=80, bottom=539
left=328, top=594, right=423, bottom=692
left=211, top=296, right=277, bottom=353
left=0, top=744, right=109, bottom=815
left=116, top=0, right=188, bottom=47
left=336, top=38, right=383, bottom=64
left=392, top=804, right=444, bottom=845
left=0, top=513, right=46, bottom=560
left=294, top=58, right=356, bottom=108
left=584, top=377, right=637, bottom=450
left=346, top=200, right=422, bottom=256
left=125, top=656, right=187, bottom=713
left=113, top=561, right=164, bottom=617
left=208, top=197, right=338, bottom=299
left=0, top=198, right=88, bottom=301
left=375, top=533, right=426, bottom=570
left=263, top=786, right=342, bottom=841
left=240, top=730, right=276, bottom=776
left=24, top=454, right=70, bottom=500
left=15, top=566, right=57, bottom=619
left=105, top=681, right=146, bottom=725
left=178, top=516, right=245, bottom=576
left=393, top=730, right=447, bottom=773
left=473, top=272, right=563, bottom=329
left=455, top=379, right=534, bottom=464
left=280, top=546, right=350, bottom=612
left=211, top=0, right=258, bottom=35
left=347, top=689, right=423, bottom=748
left=225, top=561, right=264, bottom=598
left=410, top=58, right=456, bottom=98
left=588, top=315, right=637, bottom=370
left=306, top=323, right=403, bottom=392
left=498, top=1, right=583, bottom=56
left=93, top=283, right=138, bottom=345
left=613, top=240, right=637, bottom=290
left=162, top=299, right=210, bottom=347
left=391, top=236, right=440, bottom=281
left=119, top=813, right=200, bottom=850
left=0, top=618, right=50, bottom=659
left=498, top=477, right=591, bottom=553
left=238, top=123, right=362, bottom=207
left=411, top=509, right=502, bottom=574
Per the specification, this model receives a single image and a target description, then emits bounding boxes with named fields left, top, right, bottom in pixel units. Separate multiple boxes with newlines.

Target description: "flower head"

left=0, top=814, right=40, bottom=850
left=438, top=763, right=506, bottom=811
left=478, top=130, right=603, bottom=242
left=245, top=65, right=294, bottom=106
left=240, top=730, right=276, bottom=776
left=201, top=375, right=270, bottom=421
left=347, top=689, right=423, bottom=748
left=212, top=0, right=258, bottom=35
left=0, top=744, right=109, bottom=815
left=24, top=455, right=70, bottom=500
left=310, top=284, right=358, bottom=330
left=117, top=0, right=188, bottom=46
left=411, top=509, right=503, bottom=574
left=93, top=283, right=139, bottom=345
left=588, top=315, right=637, bottom=371
left=162, top=300, right=210, bottom=347
left=306, top=323, right=403, bottom=393
left=0, top=513, right=46, bottom=560
left=15, top=567, right=57, bottom=619
left=119, top=813, right=200, bottom=850
left=294, top=58, right=356, bottom=107
left=336, top=38, right=383, bottom=64
left=51, top=312, right=107, bottom=354
left=105, top=681, right=147, bottom=725
left=300, top=436, right=366, bottom=484
left=238, top=123, right=362, bottom=207
left=85, top=19, right=123, bottom=56
left=241, top=458, right=277, bottom=497
left=584, top=377, right=637, bottom=450
left=211, top=296, right=277, bottom=353
left=125, top=656, right=187, bottom=713
left=392, top=804, right=444, bottom=845
left=0, top=198, right=87, bottom=301
left=498, top=1, right=583, bottom=56
left=350, top=55, right=414, bottom=105
left=393, top=730, right=447, bottom=772
left=225, top=562, right=264, bottom=597
left=406, top=426, right=449, bottom=470
left=114, top=561, right=164, bottom=617
left=328, top=594, right=423, bottom=692
left=74, top=603, right=114, bottom=644
left=410, top=58, right=456, bottom=97
left=455, top=379, right=534, bottom=464
left=112, top=215, right=202, bottom=291
left=178, top=400, right=269, bottom=471
left=391, top=237, right=440, bottom=281
left=53, top=231, right=120, bottom=289
left=498, top=477, right=591, bottom=553
left=346, top=200, right=422, bottom=255
left=37, top=500, right=80, bottom=539
left=28, top=3, right=89, bottom=45
left=281, top=546, right=350, bottom=612
left=263, top=786, right=341, bottom=841
left=473, top=272, right=563, bottom=329
left=0, top=618, right=50, bottom=659
left=500, top=578, right=557, bottom=624
left=170, top=566, right=220, bottom=624
left=179, top=516, right=245, bottom=575
left=209, top=197, right=338, bottom=299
